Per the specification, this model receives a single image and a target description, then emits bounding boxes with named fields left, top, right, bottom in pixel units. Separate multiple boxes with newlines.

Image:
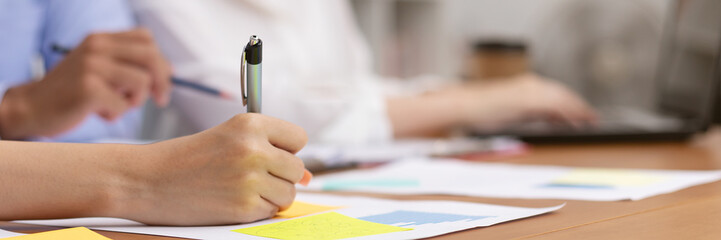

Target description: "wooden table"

left=4, top=128, right=721, bottom=239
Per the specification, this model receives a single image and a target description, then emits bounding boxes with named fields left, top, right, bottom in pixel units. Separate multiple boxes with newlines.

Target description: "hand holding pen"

left=53, top=42, right=233, bottom=100
left=0, top=29, right=172, bottom=139
left=240, top=35, right=313, bottom=184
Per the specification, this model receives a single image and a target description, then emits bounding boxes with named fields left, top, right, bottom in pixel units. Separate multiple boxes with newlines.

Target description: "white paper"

left=302, top=158, right=721, bottom=201
left=17, top=193, right=562, bottom=240
left=298, top=137, right=525, bottom=171
left=0, top=229, right=24, bottom=238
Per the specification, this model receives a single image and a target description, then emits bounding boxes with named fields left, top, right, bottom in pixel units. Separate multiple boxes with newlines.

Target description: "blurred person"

left=0, top=0, right=170, bottom=141
left=131, top=0, right=596, bottom=144
left=530, top=0, right=666, bottom=110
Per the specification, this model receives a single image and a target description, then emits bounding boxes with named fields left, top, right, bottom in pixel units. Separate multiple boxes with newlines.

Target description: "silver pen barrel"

left=244, top=35, right=263, bottom=113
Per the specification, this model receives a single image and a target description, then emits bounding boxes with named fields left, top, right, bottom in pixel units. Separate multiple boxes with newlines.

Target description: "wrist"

left=0, top=85, right=35, bottom=139
left=100, top=138, right=192, bottom=222
left=448, top=87, right=485, bottom=127
left=437, top=89, right=469, bottom=128
left=95, top=143, right=158, bottom=219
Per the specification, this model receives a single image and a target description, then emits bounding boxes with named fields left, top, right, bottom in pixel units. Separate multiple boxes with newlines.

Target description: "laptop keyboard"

left=502, top=107, right=685, bottom=136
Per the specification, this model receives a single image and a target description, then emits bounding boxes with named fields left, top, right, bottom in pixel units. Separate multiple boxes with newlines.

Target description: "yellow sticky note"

left=3, top=227, right=111, bottom=240
left=552, top=168, right=665, bottom=187
left=274, top=201, right=343, bottom=219
left=233, top=212, right=412, bottom=240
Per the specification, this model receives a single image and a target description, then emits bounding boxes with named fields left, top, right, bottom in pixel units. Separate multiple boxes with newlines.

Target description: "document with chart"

left=302, top=158, right=721, bottom=201
left=16, top=193, right=562, bottom=240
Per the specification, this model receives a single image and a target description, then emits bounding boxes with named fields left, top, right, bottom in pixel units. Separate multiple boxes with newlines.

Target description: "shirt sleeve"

left=41, top=0, right=136, bottom=69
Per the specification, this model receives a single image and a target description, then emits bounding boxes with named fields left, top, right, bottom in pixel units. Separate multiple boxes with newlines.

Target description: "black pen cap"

left=245, top=39, right=262, bottom=65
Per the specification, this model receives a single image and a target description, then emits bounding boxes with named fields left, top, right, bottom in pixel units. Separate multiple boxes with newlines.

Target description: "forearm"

left=0, top=141, right=138, bottom=220
left=0, top=114, right=310, bottom=225
left=386, top=83, right=529, bottom=138
left=386, top=90, right=465, bottom=138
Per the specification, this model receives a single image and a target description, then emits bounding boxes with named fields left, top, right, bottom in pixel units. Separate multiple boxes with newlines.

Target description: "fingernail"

left=299, top=170, right=313, bottom=186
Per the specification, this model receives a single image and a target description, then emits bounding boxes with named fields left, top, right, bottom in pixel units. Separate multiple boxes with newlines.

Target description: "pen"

left=51, top=44, right=233, bottom=100
left=170, top=77, right=233, bottom=100
left=237, top=36, right=312, bottom=184
left=240, top=35, right=262, bottom=113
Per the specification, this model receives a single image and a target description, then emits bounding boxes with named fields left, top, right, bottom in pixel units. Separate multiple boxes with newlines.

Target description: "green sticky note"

left=233, top=212, right=412, bottom=240
left=322, top=179, right=419, bottom=191
left=551, top=168, right=666, bottom=187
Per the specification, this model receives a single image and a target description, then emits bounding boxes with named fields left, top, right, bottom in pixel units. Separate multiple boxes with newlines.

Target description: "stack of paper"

left=298, top=137, right=525, bottom=172
left=301, top=158, right=721, bottom=201
left=17, top=193, right=563, bottom=240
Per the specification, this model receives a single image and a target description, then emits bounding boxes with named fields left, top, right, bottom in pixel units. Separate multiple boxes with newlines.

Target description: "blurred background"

left=351, top=0, right=670, bottom=111
left=132, top=0, right=720, bottom=142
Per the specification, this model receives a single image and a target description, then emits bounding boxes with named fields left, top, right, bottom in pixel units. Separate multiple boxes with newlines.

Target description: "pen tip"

left=220, top=92, right=234, bottom=100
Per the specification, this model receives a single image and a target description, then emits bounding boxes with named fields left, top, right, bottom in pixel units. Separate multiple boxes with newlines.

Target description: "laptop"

left=481, top=0, right=721, bottom=143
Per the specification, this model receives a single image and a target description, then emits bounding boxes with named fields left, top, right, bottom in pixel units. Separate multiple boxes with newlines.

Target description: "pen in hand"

left=52, top=44, right=234, bottom=100
left=238, top=36, right=312, bottom=185
left=170, top=77, right=233, bottom=100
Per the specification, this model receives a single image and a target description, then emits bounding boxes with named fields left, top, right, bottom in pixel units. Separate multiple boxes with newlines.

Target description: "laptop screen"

left=657, top=0, right=721, bottom=126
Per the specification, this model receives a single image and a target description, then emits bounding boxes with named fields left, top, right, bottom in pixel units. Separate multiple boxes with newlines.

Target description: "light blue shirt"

left=0, top=0, right=141, bottom=142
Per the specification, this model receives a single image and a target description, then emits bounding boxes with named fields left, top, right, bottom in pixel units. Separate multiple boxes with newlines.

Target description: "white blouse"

left=131, top=0, right=393, bottom=144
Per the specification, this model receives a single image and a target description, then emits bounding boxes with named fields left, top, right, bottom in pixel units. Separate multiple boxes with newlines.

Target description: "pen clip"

left=240, top=45, right=248, bottom=106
